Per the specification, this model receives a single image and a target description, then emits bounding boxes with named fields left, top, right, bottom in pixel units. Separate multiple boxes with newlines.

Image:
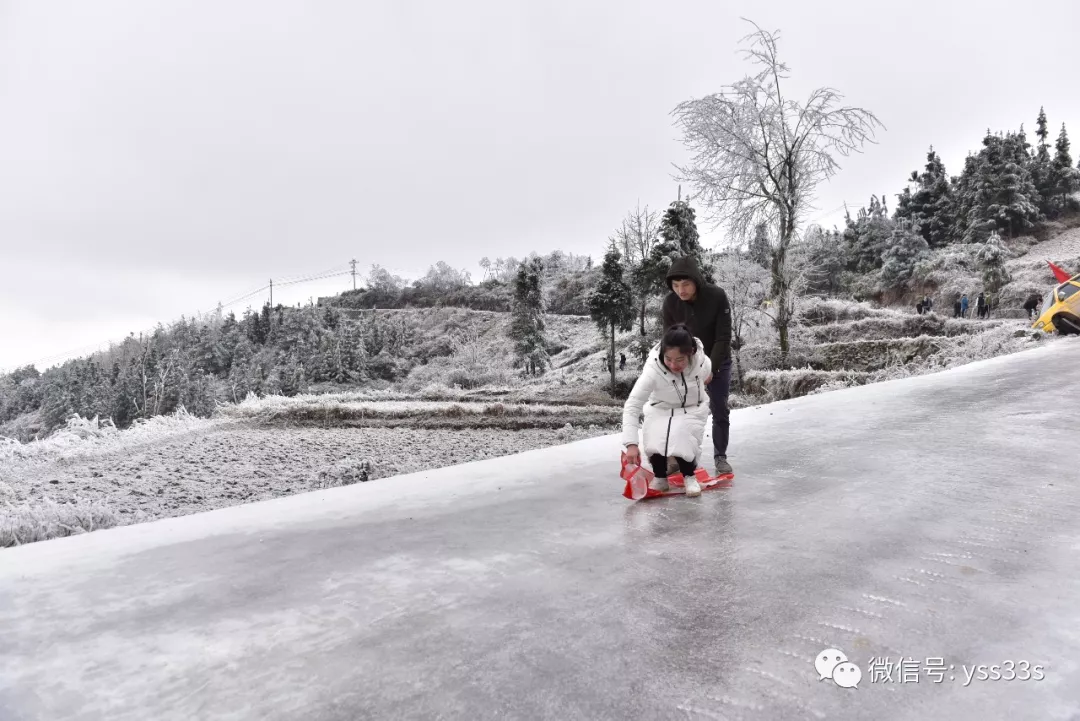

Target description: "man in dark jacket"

left=660, top=255, right=734, bottom=475
left=1023, top=292, right=1041, bottom=319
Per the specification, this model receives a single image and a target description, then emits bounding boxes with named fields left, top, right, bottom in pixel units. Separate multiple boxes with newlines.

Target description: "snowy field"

left=0, top=409, right=614, bottom=546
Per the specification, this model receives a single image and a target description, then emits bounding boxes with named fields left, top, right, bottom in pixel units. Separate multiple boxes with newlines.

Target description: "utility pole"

left=350, top=258, right=357, bottom=290
left=269, top=279, right=273, bottom=307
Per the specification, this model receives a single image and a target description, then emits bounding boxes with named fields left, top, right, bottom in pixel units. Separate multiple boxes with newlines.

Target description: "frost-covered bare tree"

left=709, top=249, right=769, bottom=391
left=671, top=20, right=883, bottom=365
left=754, top=241, right=819, bottom=366
left=611, top=201, right=661, bottom=337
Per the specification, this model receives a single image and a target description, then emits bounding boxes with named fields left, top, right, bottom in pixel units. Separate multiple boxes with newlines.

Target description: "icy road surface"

left=2, top=338, right=1079, bottom=721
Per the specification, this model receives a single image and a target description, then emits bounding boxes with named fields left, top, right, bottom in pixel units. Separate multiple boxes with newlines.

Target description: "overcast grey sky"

left=3, top=0, right=1080, bottom=372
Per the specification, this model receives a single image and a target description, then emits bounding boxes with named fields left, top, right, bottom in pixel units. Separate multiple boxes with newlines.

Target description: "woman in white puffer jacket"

left=621, top=324, right=713, bottom=496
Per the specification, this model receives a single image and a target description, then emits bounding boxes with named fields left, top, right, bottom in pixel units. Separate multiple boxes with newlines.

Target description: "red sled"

left=619, top=452, right=733, bottom=500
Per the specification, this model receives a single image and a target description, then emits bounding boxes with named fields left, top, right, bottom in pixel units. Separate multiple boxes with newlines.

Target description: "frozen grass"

left=1, top=496, right=122, bottom=548
left=807, top=336, right=946, bottom=372
left=796, top=296, right=891, bottom=326
left=1, top=409, right=232, bottom=478
left=742, top=368, right=877, bottom=400
left=216, top=394, right=621, bottom=429
left=315, top=457, right=376, bottom=488
left=799, top=313, right=991, bottom=344
left=746, top=321, right=1055, bottom=400
left=0, top=411, right=44, bottom=445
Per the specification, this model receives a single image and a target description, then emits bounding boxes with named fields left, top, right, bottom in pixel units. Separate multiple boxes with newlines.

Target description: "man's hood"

left=665, top=255, right=706, bottom=289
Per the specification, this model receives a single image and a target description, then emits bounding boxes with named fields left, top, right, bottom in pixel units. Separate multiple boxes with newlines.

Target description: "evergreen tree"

left=748, top=222, right=771, bottom=269
left=226, top=336, right=258, bottom=402
left=1032, top=107, right=1054, bottom=212
left=216, top=311, right=240, bottom=373
left=637, top=199, right=714, bottom=293
left=844, top=195, right=894, bottom=273
left=963, top=131, right=1042, bottom=241
left=879, top=221, right=930, bottom=291
left=907, top=147, right=955, bottom=247
left=660, top=199, right=700, bottom=251
left=950, top=153, right=980, bottom=241
left=276, top=352, right=307, bottom=397
left=1049, top=123, right=1080, bottom=212
left=339, top=320, right=367, bottom=377
left=1014, top=123, right=1033, bottom=164
left=893, top=171, right=919, bottom=225
left=322, top=304, right=341, bottom=331
left=998, top=130, right=1043, bottom=235
left=40, top=367, right=77, bottom=430
left=977, top=231, right=1012, bottom=294
left=588, top=245, right=635, bottom=396
left=1035, top=107, right=1050, bottom=151
left=803, top=227, right=846, bottom=295
left=509, top=257, right=549, bottom=376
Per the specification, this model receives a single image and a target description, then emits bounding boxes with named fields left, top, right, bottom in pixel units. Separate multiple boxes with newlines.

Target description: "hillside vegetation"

left=4, top=106, right=1080, bottom=447
left=2, top=223, right=1075, bottom=445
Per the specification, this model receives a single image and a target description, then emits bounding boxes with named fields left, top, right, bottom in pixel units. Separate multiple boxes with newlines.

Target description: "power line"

left=199, top=285, right=270, bottom=317
left=808, top=203, right=850, bottom=227
left=276, top=270, right=351, bottom=288
left=273, top=263, right=350, bottom=286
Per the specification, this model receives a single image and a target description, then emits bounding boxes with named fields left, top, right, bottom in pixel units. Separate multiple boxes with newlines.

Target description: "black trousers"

left=649, top=453, right=697, bottom=478
left=708, top=359, right=732, bottom=458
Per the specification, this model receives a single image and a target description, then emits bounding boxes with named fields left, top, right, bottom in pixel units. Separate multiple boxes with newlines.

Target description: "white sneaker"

left=648, top=476, right=670, bottom=493
left=683, top=476, right=702, bottom=497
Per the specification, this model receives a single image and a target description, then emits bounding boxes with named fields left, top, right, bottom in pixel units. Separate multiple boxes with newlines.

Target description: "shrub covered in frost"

left=1, top=496, right=120, bottom=547
left=796, top=297, right=886, bottom=326
left=1, top=407, right=221, bottom=473
left=316, top=457, right=376, bottom=487
left=741, top=368, right=876, bottom=400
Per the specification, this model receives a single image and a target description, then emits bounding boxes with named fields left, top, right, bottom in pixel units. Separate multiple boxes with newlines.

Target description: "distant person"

left=661, top=256, right=734, bottom=476
left=1023, top=293, right=1041, bottom=319
left=619, top=353, right=626, bottom=371
left=953, top=296, right=962, bottom=317
left=923, top=296, right=933, bottom=313
left=961, top=294, right=969, bottom=318
left=621, top=324, right=712, bottom=497
left=916, top=300, right=924, bottom=314
left=976, top=292, right=986, bottom=319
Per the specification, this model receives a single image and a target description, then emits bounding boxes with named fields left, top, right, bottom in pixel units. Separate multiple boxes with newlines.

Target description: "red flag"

left=1047, top=260, right=1072, bottom=284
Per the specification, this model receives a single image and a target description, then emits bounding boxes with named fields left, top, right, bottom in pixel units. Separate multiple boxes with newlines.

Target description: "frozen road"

left=2, top=338, right=1079, bottom=720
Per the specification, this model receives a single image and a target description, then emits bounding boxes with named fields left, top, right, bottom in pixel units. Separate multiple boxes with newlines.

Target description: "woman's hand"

left=624, top=444, right=641, bottom=465
left=704, top=373, right=713, bottom=384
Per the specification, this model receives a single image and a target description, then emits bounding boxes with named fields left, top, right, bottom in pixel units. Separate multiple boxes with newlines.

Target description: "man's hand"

left=624, top=444, right=641, bottom=465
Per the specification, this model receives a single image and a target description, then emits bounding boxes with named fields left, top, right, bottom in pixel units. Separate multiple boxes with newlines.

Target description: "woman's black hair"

left=660, top=323, right=697, bottom=358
